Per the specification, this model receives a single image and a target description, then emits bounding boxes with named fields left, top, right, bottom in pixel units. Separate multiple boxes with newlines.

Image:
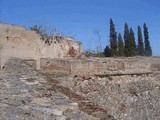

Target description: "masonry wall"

left=40, top=57, right=160, bottom=75
left=40, top=58, right=71, bottom=74
left=0, top=23, right=82, bottom=69
left=0, top=23, right=39, bottom=69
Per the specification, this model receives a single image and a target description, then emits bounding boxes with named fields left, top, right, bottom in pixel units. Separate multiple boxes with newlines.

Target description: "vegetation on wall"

left=30, top=22, right=152, bottom=58
left=30, top=25, right=53, bottom=45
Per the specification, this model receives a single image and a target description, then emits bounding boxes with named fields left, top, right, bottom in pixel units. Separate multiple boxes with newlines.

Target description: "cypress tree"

left=129, top=28, right=137, bottom=56
left=109, top=18, right=117, bottom=56
left=137, top=26, right=145, bottom=56
left=124, top=23, right=130, bottom=56
left=118, top=33, right=124, bottom=56
left=104, top=46, right=111, bottom=57
left=124, top=23, right=130, bottom=43
left=143, top=23, right=152, bottom=56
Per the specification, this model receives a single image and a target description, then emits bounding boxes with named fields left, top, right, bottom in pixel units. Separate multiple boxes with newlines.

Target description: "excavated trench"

left=45, top=76, right=115, bottom=120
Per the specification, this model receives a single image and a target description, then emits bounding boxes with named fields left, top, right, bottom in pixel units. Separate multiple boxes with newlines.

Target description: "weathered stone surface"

left=57, top=73, right=160, bottom=120
left=40, top=57, right=160, bottom=76
left=1, top=57, right=160, bottom=120
left=0, top=23, right=82, bottom=69
left=0, top=59, right=99, bottom=120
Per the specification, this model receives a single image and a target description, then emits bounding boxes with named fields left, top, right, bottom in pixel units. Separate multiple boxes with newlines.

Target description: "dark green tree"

left=118, top=33, right=124, bottom=56
left=104, top=45, right=111, bottom=57
left=129, top=28, right=137, bottom=56
left=143, top=23, right=152, bottom=56
left=124, top=23, right=130, bottom=43
left=109, top=18, right=117, bottom=56
left=124, top=23, right=130, bottom=56
left=137, top=26, right=145, bottom=56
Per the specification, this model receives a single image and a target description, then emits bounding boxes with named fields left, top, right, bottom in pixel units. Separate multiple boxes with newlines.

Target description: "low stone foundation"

left=40, top=57, right=160, bottom=75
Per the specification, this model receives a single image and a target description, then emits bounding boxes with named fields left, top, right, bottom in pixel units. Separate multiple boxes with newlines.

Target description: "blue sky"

left=0, top=0, right=160, bottom=55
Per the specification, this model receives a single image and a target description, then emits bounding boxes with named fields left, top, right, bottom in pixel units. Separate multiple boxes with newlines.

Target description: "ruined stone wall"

left=0, top=23, right=82, bottom=69
left=39, top=36, right=82, bottom=59
left=40, top=57, right=160, bottom=75
left=0, top=23, right=40, bottom=68
left=57, top=69, right=160, bottom=120
left=40, top=57, right=160, bottom=119
left=40, top=58, right=71, bottom=74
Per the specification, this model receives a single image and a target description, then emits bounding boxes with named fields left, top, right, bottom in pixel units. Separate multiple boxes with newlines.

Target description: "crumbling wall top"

left=54, top=35, right=81, bottom=44
left=0, top=22, right=26, bottom=31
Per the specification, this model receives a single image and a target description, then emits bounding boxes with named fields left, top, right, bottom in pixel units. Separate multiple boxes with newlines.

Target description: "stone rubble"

left=57, top=74, right=160, bottom=120
left=0, top=59, right=99, bottom=120
left=1, top=58, right=160, bottom=120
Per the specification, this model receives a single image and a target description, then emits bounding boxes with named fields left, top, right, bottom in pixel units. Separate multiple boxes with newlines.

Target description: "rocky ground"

left=0, top=59, right=99, bottom=120
left=57, top=72, right=160, bottom=120
left=0, top=58, right=160, bottom=120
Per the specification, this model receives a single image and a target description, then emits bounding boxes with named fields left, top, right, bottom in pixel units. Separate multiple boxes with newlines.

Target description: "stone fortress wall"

left=0, top=23, right=160, bottom=120
left=40, top=57, right=160, bottom=119
left=40, top=57, right=160, bottom=75
left=1, top=23, right=160, bottom=76
left=0, top=23, right=82, bottom=69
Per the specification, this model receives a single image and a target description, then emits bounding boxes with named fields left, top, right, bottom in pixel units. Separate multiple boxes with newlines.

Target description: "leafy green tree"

left=118, top=33, right=124, bottom=56
left=129, top=28, right=137, bottom=56
left=124, top=23, right=130, bottom=56
left=109, top=18, right=117, bottom=56
left=137, top=26, right=145, bottom=56
left=143, top=23, right=152, bottom=56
